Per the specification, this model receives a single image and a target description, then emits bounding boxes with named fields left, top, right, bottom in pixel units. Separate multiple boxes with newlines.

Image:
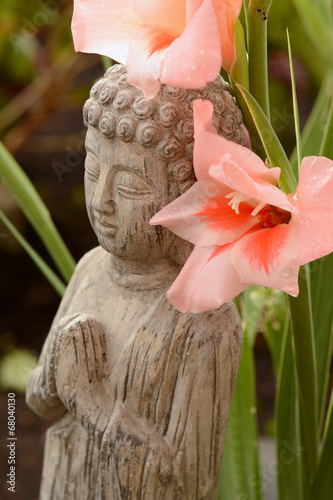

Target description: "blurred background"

left=0, top=1, right=329, bottom=499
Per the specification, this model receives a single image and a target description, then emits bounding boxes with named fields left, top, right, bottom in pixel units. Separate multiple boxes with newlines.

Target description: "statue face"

left=84, top=127, right=176, bottom=260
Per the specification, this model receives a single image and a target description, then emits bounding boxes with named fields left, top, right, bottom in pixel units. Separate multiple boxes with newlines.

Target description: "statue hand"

left=55, top=313, right=110, bottom=434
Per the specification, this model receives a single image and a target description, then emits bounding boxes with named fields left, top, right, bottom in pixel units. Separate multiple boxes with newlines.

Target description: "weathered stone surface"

left=26, top=65, right=243, bottom=500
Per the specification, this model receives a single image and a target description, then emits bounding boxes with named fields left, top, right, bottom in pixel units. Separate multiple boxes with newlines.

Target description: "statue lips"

left=93, top=213, right=117, bottom=238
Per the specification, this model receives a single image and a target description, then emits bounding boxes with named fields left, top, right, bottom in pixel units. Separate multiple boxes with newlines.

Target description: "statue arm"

left=164, top=306, right=242, bottom=497
left=26, top=249, right=99, bottom=420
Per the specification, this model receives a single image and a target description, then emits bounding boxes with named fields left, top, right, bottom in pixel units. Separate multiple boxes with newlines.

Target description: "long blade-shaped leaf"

left=219, top=331, right=261, bottom=500
left=291, top=0, right=333, bottom=66
left=286, top=28, right=302, bottom=177
left=0, top=209, right=65, bottom=297
left=236, top=85, right=297, bottom=193
left=309, top=389, right=333, bottom=499
left=0, top=142, right=75, bottom=282
left=288, top=269, right=317, bottom=492
left=290, top=71, right=333, bottom=171
left=276, top=321, right=302, bottom=500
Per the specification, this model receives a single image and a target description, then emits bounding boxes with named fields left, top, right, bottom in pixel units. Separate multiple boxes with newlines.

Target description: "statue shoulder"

left=185, top=302, right=242, bottom=344
left=51, top=246, right=106, bottom=324
left=74, top=245, right=106, bottom=276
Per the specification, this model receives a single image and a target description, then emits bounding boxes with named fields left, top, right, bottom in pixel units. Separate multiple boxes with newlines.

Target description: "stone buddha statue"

left=26, top=64, right=244, bottom=500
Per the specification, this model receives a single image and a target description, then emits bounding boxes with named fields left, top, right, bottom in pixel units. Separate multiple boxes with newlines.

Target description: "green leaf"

left=219, top=330, right=262, bottom=500
left=288, top=269, right=318, bottom=492
left=286, top=28, right=302, bottom=178
left=230, top=19, right=249, bottom=90
left=310, top=253, right=333, bottom=433
left=290, top=71, right=333, bottom=170
left=236, top=84, right=297, bottom=193
left=0, top=208, right=66, bottom=297
left=310, top=390, right=333, bottom=499
left=0, top=142, right=75, bottom=282
left=276, top=321, right=303, bottom=500
left=291, top=0, right=333, bottom=67
left=319, top=95, right=333, bottom=159
left=262, top=290, right=288, bottom=375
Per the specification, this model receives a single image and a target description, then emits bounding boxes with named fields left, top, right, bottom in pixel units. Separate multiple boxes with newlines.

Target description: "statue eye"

left=85, top=153, right=100, bottom=182
left=116, top=171, right=153, bottom=198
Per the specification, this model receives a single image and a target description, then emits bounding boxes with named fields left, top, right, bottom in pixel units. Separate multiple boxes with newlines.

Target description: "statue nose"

left=91, top=175, right=116, bottom=214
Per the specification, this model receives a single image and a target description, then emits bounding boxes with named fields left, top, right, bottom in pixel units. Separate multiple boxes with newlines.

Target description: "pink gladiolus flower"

left=150, top=100, right=333, bottom=313
left=71, top=0, right=242, bottom=99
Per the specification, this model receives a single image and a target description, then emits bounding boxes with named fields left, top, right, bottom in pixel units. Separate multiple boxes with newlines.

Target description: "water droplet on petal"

left=186, top=76, right=191, bottom=81
left=192, top=65, right=196, bottom=70
left=314, top=175, right=317, bottom=180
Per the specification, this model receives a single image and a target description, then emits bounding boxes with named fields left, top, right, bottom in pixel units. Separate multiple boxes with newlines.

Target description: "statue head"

left=83, top=64, right=244, bottom=262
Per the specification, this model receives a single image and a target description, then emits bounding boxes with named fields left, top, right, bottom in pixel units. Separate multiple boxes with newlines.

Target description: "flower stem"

left=246, top=1, right=272, bottom=121
left=288, top=266, right=318, bottom=494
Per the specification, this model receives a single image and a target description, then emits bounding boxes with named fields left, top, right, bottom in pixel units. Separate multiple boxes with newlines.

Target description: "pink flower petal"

left=160, top=0, right=222, bottom=90
left=231, top=224, right=299, bottom=296
left=193, top=100, right=281, bottom=184
left=294, top=156, right=333, bottom=265
left=132, top=0, right=186, bottom=36
left=209, top=160, right=296, bottom=214
left=212, top=0, right=243, bottom=69
left=150, top=180, right=259, bottom=246
left=126, top=27, right=173, bottom=99
left=72, top=0, right=141, bottom=63
left=167, top=244, right=247, bottom=313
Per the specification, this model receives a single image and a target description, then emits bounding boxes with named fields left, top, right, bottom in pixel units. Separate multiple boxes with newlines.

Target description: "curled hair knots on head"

left=233, top=126, right=245, bottom=145
left=133, top=96, right=155, bottom=119
left=179, top=178, right=196, bottom=195
left=99, top=84, right=118, bottom=105
left=116, top=115, right=136, bottom=142
left=185, top=142, right=194, bottom=162
left=136, top=121, right=162, bottom=147
left=222, top=89, right=237, bottom=113
left=157, top=137, right=182, bottom=160
left=167, top=159, right=194, bottom=183
left=205, top=92, right=225, bottom=114
left=156, top=103, right=179, bottom=127
left=161, top=85, right=188, bottom=102
left=90, top=79, right=107, bottom=99
left=99, top=112, right=117, bottom=138
left=219, top=114, right=237, bottom=136
left=118, top=73, right=129, bottom=86
left=113, top=90, right=134, bottom=110
left=175, top=119, right=194, bottom=144
left=104, top=64, right=127, bottom=80
left=84, top=100, right=102, bottom=127
left=206, top=77, right=225, bottom=95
